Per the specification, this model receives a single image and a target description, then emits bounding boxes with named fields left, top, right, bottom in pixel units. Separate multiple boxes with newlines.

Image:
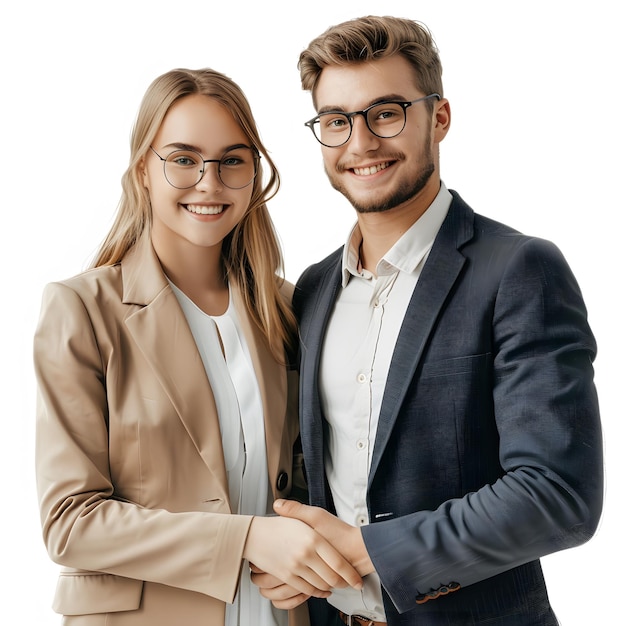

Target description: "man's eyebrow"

left=317, top=94, right=409, bottom=115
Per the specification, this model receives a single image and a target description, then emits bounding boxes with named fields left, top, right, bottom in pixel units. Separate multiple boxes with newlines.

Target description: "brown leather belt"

left=338, top=611, right=386, bottom=626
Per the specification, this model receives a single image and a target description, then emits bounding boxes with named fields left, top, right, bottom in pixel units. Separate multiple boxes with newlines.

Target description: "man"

left=254, top=15, right=603, bottom=626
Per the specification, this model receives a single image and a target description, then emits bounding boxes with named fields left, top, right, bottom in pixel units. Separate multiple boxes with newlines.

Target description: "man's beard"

left=325, top=135, right=435, bottom=214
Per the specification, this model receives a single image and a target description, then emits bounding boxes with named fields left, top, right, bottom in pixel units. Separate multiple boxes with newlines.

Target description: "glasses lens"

left=314, top=113, right=351, bottom=147
left=164, top=150, right=204, bottom=189
left=218, top=147, right=258, bottom=189
left=366, top=102, right=406, bottom=138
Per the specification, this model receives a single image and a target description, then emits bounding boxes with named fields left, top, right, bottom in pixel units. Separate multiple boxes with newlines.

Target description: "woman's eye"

left=222, top=157, right=243, bottom=166
left=172, top=156, right=195, bottom=166
left=168, top=151, right=200, bottom=167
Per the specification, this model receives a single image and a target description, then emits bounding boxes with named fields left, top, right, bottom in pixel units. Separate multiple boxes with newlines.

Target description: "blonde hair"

left=299, top=15, right=443, bottom=110
left=92, top=68, right=296, bottom=361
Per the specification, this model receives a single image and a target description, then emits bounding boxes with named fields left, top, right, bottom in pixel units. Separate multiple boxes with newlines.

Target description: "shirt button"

left=357, top=516, right=368, bottom=526
left=357, top=373, right=367, bottom=383
left=356, top=439, right=367, bottom=450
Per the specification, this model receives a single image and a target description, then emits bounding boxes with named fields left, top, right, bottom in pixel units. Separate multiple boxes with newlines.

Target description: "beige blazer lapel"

left=120, top=233, right=230, bottom=504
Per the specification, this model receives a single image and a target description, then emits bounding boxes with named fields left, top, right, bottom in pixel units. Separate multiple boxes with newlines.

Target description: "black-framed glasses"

left=149, top=145, right=260, bottom=189
left=304, top=93, right=441, bottom=148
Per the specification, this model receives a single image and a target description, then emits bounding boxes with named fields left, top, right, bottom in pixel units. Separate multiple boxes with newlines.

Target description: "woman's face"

left=143, top=94, right=256, bottom=256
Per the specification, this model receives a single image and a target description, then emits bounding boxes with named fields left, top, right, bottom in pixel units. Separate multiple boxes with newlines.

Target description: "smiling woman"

left=31, top=67, right=361, bottom=626
left=142, top=94, right=259, bottom=280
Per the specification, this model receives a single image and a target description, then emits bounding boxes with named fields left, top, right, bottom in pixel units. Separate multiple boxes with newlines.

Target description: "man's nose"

left=347, top=113, right=380, bottom=151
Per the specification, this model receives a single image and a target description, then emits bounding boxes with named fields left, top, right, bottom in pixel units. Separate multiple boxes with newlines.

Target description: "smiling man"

left=253, top=14, right=604, bottom=626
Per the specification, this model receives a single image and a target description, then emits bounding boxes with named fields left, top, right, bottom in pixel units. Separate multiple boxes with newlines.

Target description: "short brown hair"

left=298, top=15, right=443, bottom=103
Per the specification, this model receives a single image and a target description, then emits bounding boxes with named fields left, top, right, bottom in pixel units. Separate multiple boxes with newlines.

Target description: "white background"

left=1, top=1, right=623, bottom=624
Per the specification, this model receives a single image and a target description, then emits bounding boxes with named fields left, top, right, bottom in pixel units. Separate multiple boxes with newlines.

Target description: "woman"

left=34, top=68, right=360, bottom=626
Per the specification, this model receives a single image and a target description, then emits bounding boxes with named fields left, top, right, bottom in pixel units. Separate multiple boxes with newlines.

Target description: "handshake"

left=243, top=499, right=374, bottom=610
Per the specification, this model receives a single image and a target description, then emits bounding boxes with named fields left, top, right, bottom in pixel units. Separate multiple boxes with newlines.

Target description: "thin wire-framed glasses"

left=304, top=94, right=441, bottom=148
left=149, top=145, right=260, bottom=189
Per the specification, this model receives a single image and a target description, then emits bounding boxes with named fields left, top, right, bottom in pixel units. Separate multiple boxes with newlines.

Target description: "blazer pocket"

left=52, top=569, right=143, bottom=615
left=420, top=352, right=492, bottom=379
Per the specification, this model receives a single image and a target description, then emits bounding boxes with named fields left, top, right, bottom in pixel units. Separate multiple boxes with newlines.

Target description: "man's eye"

left=375, top=108, right=401, bottom=121
left=322, top=115, right=348, bottom=130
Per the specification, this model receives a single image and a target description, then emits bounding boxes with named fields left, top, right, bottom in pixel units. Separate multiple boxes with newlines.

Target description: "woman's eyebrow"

left=159, top=141, right=253, bottom=154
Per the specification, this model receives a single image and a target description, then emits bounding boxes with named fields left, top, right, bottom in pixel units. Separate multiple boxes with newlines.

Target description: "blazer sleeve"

left=34, top=281, right=252, bottom=603
left=361, top=237, right=603, bottom=612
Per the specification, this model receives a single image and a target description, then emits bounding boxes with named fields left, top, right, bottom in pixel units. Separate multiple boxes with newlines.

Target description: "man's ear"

left=433, top=98, right=451, bottom=143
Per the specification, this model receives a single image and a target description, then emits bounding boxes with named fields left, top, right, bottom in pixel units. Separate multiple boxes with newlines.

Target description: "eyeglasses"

left=149, top=145, right=260, bottom=189
left=304, top=94, right=441, bottom=148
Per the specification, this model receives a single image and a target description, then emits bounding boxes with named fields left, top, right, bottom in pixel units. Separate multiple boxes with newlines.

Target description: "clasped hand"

left=245, top=499, right=374, bottom=610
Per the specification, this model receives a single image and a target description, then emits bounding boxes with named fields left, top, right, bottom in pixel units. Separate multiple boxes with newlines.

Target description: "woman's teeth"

left=185, top=204, right=224, bottom=215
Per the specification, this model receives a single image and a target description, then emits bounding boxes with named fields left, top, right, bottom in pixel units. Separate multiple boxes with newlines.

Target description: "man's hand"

left=273, top=499, right=376, bottom=576
left=243, top=515, right=362, bottom=599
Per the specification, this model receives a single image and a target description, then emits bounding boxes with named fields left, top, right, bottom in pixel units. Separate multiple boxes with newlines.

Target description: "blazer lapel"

left=121, top=234, right=230, bottom=502
left=369, top=196, right=474, bottom=484
left=300, top=257, right=343, bottom=506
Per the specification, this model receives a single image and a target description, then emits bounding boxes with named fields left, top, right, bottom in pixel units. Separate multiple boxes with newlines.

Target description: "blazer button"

left=276, top=472, right=288, bottom=491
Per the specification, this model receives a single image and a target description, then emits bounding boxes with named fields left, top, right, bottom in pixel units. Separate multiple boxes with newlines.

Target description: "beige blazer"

left=34, top=233, right=309, bottom=626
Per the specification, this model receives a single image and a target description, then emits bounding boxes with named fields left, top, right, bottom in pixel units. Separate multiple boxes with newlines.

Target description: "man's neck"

left=356, top=182, right=440, bottom=274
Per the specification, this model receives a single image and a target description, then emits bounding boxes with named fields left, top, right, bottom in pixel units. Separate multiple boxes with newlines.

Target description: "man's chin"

left=326, top=177, right=393, bottom=213
left=353, top=200, right=396, bottom=214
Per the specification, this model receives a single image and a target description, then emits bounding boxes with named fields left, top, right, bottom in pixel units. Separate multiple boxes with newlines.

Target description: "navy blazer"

left=293, top=191, right=603, bottom=626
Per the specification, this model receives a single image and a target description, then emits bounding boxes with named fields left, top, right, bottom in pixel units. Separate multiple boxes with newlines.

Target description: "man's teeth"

left=353, top=162, right=390, bottom=176
left=186, top=204, right=224, bottom=215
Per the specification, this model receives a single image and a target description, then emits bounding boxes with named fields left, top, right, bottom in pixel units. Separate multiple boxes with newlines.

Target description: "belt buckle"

left=351, top=615, right=374, bottom=626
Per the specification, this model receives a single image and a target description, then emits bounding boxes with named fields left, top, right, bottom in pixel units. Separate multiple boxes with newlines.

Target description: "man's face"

left=313, top=54, right=448, bottom=214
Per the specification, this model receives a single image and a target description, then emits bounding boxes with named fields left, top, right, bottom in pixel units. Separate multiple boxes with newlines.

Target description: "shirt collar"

left=341, top=182, right=452, bottom=287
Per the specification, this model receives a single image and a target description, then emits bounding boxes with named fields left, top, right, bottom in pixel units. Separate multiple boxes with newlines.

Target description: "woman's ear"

left=139, top=157, right=149, bottom=188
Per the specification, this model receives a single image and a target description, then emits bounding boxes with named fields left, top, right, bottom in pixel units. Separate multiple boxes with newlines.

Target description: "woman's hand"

left=249, top=563, right=311, bottom=609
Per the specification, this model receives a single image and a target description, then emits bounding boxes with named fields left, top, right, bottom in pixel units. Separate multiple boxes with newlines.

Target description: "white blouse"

left=170, top=282, right=287, bottom=626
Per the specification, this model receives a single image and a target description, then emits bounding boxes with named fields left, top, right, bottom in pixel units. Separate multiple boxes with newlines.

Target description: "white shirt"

left=319, top=184, right=452, bottom=619
left=170, top=283, right=287, bottom=626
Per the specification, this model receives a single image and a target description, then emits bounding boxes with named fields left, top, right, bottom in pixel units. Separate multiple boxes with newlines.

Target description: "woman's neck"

left=152, top=234, right=229, bottom=316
